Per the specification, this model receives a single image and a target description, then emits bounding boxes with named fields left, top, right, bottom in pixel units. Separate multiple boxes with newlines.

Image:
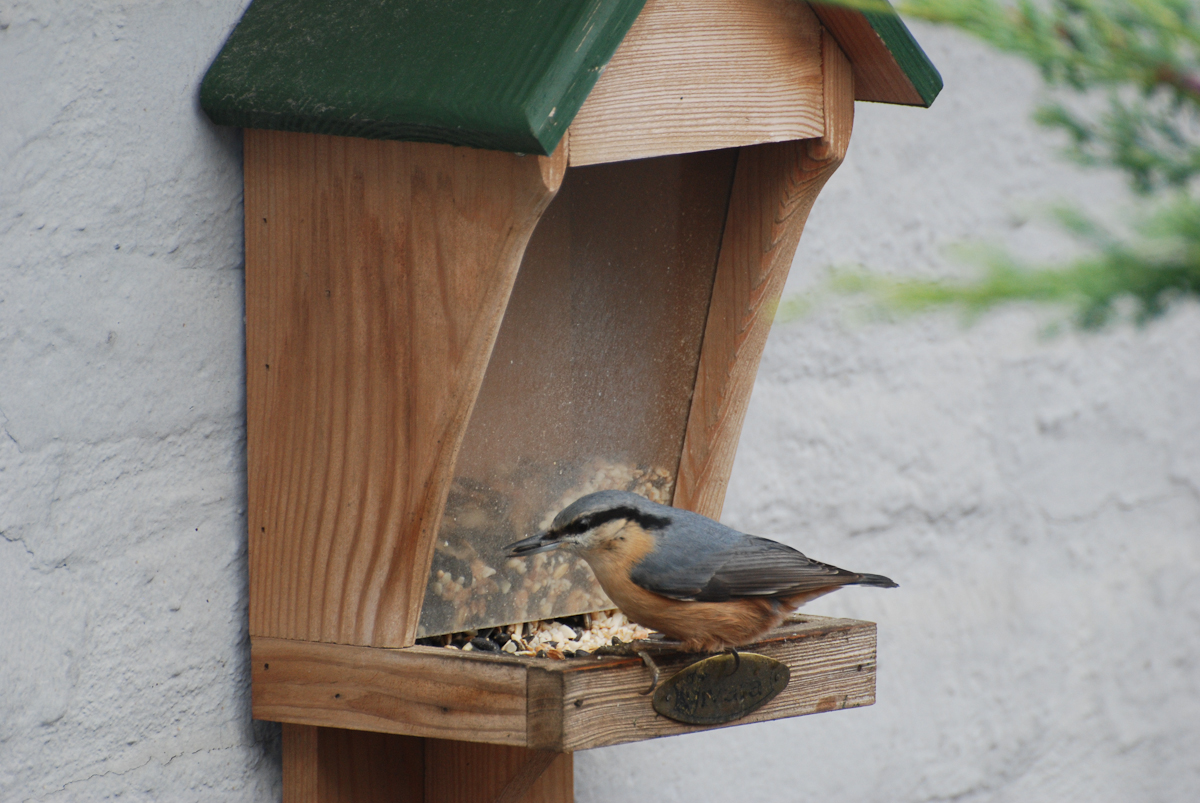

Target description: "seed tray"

left=252, top=614, right=877, bottom=752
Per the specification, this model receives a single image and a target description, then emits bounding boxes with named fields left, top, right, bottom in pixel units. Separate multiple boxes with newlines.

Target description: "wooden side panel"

left=557, top=620, right=876, bottom=751
left=254, top=637, right=529, bottom=744
left=426, top=741, right=572, bottom=803
left=282, top=724, right=425, bottom=803
left=568, top=0, right=825, bottom=166
left=244, top=130, right=566, bottom=648
left=672, top=32, right=855, bottom=518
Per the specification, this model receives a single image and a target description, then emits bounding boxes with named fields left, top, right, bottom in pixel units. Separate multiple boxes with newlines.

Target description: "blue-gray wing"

left=630, top=531, right=860, bottom=602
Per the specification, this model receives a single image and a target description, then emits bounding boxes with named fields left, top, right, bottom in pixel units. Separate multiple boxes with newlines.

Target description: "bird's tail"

left=853, top=573, right=898, bottom=589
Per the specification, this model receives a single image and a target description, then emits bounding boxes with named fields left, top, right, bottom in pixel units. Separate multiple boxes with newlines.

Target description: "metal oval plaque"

left=652, top=652, right=790, bottom=725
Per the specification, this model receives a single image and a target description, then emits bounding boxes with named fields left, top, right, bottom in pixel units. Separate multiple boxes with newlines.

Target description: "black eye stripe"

left=561, top=506, right=671, bottom=534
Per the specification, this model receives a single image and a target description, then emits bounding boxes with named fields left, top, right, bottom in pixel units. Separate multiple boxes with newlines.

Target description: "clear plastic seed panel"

left=417, top=150, right=738, bottom=637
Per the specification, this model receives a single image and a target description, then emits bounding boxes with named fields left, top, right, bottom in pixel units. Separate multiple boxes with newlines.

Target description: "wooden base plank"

left=255, top=615, right=876, bottom=752
left=256, top=639, right=529, bottom=744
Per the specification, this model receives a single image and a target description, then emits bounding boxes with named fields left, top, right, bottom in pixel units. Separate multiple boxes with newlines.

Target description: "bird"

left=504, top=489, right=897, bottom=652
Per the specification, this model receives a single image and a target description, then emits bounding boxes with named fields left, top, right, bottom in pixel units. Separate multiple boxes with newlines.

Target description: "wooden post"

left=426, top=741, right=572, bottom=803
left=282, top=725, right=571, bottom=803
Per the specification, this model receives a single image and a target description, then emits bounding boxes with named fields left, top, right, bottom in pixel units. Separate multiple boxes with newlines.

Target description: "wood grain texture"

left=244, top=129, right=567, bottom=649
left=284, top=725, right=426, bottom=803
left=426, top=741, right=572, bottom=803
left=554, top=617, right=875, bottom=750
left=568, top=0, right=825, bottom=166
left=811, top=2, right=941, bottom=106
left=319, top=728, right=424, bottom=803
left=526, top=665, right=566, bottom=751
left=283, top=724, right=320, bottom=803
left=254, top=637, right=529, bottom=744
left=253, top=615, right=875, bottom=751
left=671, top=32, right=855, bottom=519
left=491, top=750, right=564, bottom=803
left=281, top=724, right=567, bottom=803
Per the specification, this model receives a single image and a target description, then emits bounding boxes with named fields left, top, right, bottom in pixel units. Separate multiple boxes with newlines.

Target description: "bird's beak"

left=503, top=530, right=561, bottom=557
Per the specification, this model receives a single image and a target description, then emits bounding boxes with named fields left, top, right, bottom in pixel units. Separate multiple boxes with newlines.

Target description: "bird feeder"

left=201, top=0, right=939, bottom=800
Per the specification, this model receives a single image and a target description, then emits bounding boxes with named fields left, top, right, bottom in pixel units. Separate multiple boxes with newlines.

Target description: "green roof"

left=200, top=0, right=647, bottom=155
left=201, top=0, right=940, bottom=156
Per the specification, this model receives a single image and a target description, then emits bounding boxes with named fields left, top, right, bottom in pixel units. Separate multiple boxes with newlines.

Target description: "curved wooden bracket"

left=673, top=31, right=854, bottom=517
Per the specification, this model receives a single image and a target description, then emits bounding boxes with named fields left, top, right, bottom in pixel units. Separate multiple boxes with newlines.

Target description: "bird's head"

left=503, top=490, right=671, bottom=558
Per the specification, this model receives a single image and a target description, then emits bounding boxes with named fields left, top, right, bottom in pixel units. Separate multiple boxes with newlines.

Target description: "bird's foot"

left=636, top=650, right=662, bottom=695
left=591, top=636, right=680, bottom=658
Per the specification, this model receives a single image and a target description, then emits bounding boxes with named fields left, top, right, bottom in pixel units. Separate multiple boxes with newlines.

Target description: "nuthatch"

left=505, top=490, right=897, bottom=652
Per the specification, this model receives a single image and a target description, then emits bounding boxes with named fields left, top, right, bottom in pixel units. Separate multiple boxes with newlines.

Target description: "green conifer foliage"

left=820, top=0, right=1200, bottom=328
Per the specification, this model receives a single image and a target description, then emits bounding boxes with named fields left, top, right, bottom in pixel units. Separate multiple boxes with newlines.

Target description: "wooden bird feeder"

left=201, top=0, right=939, bottom=800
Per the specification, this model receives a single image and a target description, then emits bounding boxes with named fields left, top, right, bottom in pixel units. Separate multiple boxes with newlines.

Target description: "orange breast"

left=578, top=522, right=834, bottom=651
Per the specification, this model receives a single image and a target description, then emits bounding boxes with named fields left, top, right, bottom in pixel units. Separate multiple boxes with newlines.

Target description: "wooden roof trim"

left=567, top=0, right=827, bottom=166
left=811, top=2, right=943, bottom=107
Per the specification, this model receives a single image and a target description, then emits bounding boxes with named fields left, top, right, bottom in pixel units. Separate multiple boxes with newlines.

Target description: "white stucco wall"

left=1, top=2, right=274, bottom=799
left=2, top=3, right=1197, bottom=802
